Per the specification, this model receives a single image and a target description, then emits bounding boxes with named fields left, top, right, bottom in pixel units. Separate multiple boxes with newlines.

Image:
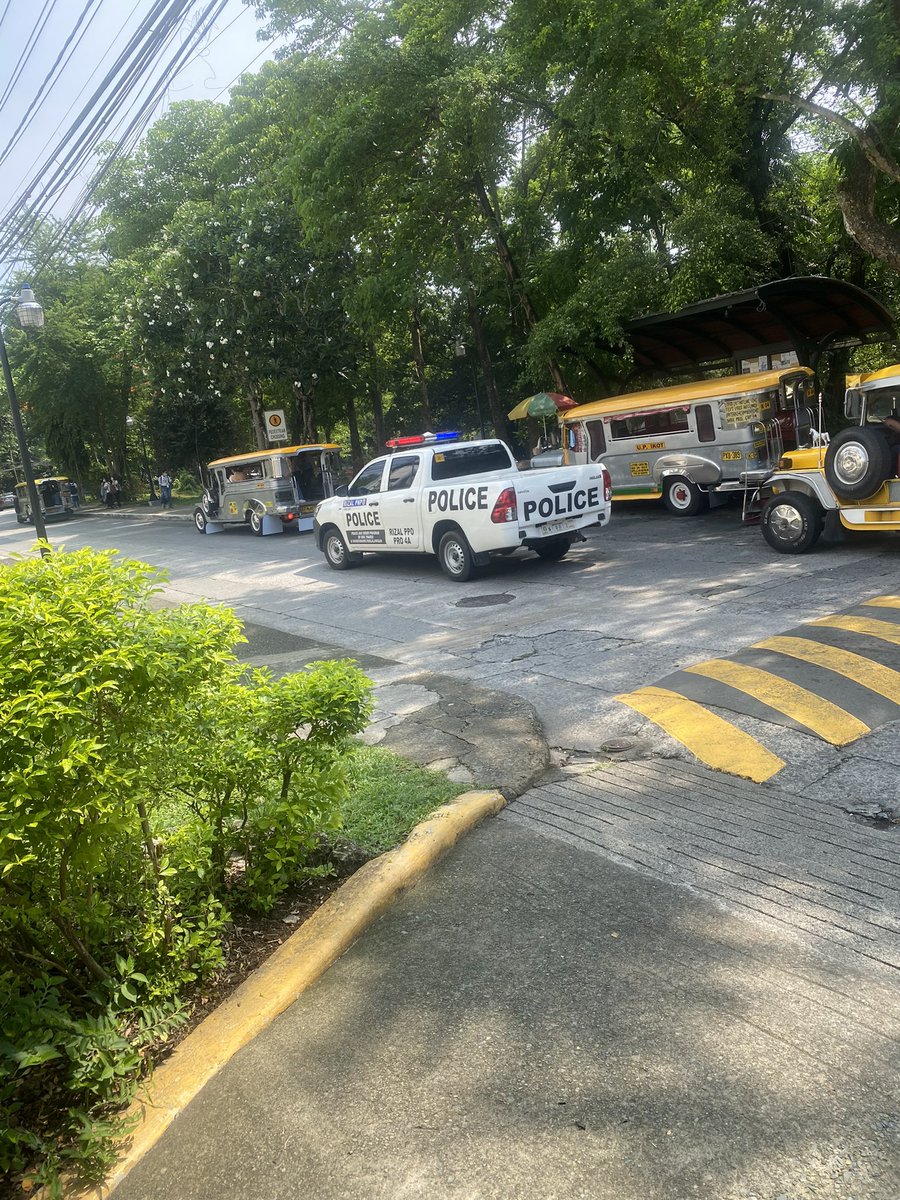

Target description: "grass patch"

left=341, top=744, right=467, bottom=855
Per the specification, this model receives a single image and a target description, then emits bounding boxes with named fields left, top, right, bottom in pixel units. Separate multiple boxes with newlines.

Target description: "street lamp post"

left=126, top=415, right=157, bottom=503
left=0, top=284, right=48, bottom=552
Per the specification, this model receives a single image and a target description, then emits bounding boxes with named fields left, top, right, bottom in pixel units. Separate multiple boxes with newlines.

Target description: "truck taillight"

left=602, top=467, right=612, bottom=502
left=491, top=487, right=518, bottom=523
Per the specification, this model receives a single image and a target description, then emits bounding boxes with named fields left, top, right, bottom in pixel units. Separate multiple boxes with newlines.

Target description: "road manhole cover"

left=601, top=738, right=634, bottom=754
left=455, top=593, right=516, bottom=608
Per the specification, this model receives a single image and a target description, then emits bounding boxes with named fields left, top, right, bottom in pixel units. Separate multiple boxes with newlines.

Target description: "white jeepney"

left=194, top=444, right=342, bottom=536
left=559, top=367, right=816, bottom=515
left=312, top=433, right=612, bottom=581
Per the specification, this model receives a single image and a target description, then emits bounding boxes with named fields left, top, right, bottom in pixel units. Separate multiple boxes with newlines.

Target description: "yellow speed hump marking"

left=813, top=615, right=900, bottom=646
left=617, top=686, right=785, bottom=783
left=683, top=659, right=869, bottom=746
left=862, top=596, right=900, bottom=609
left=755, top=636, right=900, bottom=705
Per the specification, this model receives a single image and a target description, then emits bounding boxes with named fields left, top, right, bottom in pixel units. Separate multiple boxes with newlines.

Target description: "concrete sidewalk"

left=99, top=617, right=900, bottom=1200
left=112, top=816, right=899, bottom=1200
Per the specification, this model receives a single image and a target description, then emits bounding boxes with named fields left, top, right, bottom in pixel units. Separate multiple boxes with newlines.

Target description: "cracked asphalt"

left=5, top=500, right=899, bottom=808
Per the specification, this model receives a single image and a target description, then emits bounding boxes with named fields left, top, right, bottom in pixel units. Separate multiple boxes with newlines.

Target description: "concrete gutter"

left=63, top=789, right=506, bottom=1199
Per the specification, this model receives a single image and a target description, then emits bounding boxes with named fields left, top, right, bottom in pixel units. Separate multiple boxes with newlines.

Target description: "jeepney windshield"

left=865, top=392, right=900, bottom=424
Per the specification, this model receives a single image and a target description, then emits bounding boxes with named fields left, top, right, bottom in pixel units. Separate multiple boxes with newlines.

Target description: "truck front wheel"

left=438, top=529, right=477, bottom=581
left=761, top=492, right=823, bottom=554
left=322, top=527, right=358, bottom=570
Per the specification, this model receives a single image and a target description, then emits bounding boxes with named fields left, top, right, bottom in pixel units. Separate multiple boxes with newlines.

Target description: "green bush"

left=0, top=547, right=373, bottom=1194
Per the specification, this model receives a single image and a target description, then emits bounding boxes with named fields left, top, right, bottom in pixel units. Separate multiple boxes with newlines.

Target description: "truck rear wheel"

left=662, top=476, right=706, bottom=516
left=248, top=509, right=265, bottom=536
left=824, top=427, right=894, bottom=500
left=761, top=492, right=823, bottom=554
left=534, top=536, right=571, bottom=561
left=438, top=529, right=476, bottom=581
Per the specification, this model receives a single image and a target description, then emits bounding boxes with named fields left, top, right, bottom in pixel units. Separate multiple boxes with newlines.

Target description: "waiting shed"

left=620, top=276, right=894, bottom=372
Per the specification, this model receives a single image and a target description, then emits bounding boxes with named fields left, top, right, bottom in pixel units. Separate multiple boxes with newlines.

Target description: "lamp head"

left=16, top=284, right=44, bottom=329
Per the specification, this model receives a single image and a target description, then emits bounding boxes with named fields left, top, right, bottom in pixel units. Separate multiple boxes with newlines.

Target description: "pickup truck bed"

left=313, top=438, right=611, bottom=580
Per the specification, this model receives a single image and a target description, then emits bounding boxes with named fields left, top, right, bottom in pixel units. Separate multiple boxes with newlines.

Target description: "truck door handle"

left=403, top=497, right=415, bottom=503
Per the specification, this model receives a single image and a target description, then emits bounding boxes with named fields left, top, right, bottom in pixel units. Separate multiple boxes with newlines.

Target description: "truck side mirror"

left=844, top=390, right=862, bottom=421
left=334, top=484, right=349, bottom=497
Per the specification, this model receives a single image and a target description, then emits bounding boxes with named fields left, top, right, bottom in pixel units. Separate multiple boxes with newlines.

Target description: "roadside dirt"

left=156, top=841, right=369, bottom=1062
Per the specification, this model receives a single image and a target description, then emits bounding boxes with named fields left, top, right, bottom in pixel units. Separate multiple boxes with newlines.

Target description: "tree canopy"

left=5, top=0, right=897, bottom=484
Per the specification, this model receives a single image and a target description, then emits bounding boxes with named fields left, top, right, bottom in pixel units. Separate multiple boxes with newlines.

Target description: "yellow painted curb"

left=63, top=788, right=506, bottom=1199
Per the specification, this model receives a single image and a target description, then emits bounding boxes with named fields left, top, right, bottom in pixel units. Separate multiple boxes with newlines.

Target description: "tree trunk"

left=465, top=283, right=509, bottom=443
left=247, top=385, right=268, bottom=449
left=367, top=342, right=385, bottom=452
left=346, top=394, right=363, bottom=469
left=837, top=143, right=900, bottom=272
left=470, top=170, right=569, bottom=394
left=292, top=383, right=317, bottom=442
left=410, top=311, right=431, bottom=429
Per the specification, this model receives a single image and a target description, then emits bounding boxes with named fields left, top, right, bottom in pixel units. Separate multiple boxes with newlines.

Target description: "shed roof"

left=621, top=277, right=894, bottom=370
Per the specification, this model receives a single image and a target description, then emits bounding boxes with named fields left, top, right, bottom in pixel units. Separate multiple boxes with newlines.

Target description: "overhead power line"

left=0, top=0, right=63, bottom=116
left=0, top=0, right=282, bottom=288
left=0, top=0, right=198, bottom=265
left=0, top=0, right=104, bottom=170
left=10, top=0, right=234, bottom=279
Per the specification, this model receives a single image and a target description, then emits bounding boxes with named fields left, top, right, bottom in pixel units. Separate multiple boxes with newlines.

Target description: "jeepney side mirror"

left=334, top=484, right=348, bottom=498
left=844, top=390, right=862, bottom=422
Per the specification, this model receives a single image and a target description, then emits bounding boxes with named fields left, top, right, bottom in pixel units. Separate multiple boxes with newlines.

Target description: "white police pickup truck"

left=313, top=433, right=611, bottom=580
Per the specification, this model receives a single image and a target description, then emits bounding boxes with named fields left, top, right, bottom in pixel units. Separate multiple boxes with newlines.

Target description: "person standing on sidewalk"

left=158, top=470, right=173, bottom=510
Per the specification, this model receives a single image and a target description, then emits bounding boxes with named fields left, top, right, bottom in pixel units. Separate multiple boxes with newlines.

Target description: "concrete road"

left=7, top=504, right=899, bottom=1199
left=2, top=501, right=897, bottom=796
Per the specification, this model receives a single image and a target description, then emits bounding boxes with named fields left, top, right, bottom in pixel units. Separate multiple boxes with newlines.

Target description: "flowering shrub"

left=0, top=548, right=372, bottom=1194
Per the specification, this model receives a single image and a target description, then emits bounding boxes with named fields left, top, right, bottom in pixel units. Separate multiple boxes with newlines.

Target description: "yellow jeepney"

left=14, top=477, right=75, bottom=524
left=759, top=364, right=900, bottom=552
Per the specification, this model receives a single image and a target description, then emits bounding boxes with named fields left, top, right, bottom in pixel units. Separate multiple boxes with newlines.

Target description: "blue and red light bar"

left=386, top=431, right=460, bottom=450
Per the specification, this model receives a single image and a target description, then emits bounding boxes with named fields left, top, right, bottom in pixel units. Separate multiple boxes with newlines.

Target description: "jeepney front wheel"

left=662, top=476, right=706, bottom=517
left=322, top=526, right=359, bottom=570
left=761, top=491, right=823, bottom=554
left=438, top=528, right=477, bottom=582
left=534, top=536, right=571, bottom=562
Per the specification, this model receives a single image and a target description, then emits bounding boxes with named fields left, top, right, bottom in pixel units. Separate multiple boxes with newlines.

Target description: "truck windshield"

left=430, top=443, right=513, bottom=481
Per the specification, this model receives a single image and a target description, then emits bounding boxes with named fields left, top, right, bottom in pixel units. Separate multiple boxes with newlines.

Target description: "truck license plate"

left=544, top=519, right=573, bottom=535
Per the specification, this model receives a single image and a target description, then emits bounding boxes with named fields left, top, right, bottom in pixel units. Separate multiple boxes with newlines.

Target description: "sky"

left=0, top=0, right=289, bottom=270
